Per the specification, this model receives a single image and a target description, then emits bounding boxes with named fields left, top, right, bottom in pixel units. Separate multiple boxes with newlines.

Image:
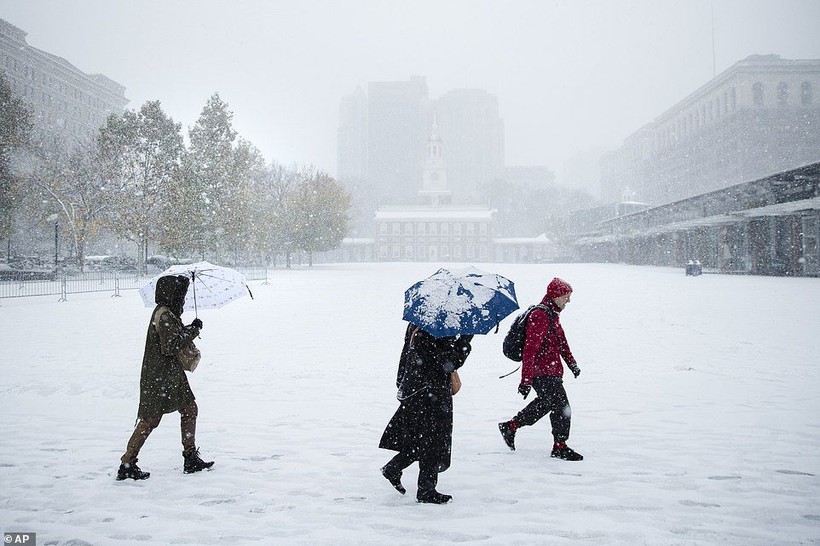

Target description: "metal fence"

left=0, top=267, right=270, bottom=302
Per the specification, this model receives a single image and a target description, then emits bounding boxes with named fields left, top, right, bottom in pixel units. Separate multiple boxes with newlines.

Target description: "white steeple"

left=420, top=112, right=451, bottom=205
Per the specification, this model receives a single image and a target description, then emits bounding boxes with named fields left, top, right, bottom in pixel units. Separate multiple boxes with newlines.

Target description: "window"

left=429, top=222, right=437, bottom=235
left=417, top=222, right=425, bottom=235
left=777, top=82, right=788, bottom=106
left=404, top=223, right=412, bottom=235
left=392, top=223, right=400, bottom=235
left=730, top=87, right=737, bottom=110
left=802, top=82, right=813, bottom=105
left=753, top=82, right=764, bottom=106
left=379, top=223, right=387, bottom=235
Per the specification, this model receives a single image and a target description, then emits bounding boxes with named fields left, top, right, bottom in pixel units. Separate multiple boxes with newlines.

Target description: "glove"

left=568, top=362, right=581, bottom=378
left=191, top=318, right=203, bottom=330
left=518, top=383, right=531, bottom=399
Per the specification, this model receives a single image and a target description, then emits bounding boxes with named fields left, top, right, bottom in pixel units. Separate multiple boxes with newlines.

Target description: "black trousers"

left=383, top=451, right=439, bottom=496
left=513, top=376, right=571, bottom=443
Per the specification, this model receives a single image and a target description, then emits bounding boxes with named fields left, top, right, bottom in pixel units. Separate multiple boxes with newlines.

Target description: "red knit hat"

left=546, top=277, right=572, bottom=299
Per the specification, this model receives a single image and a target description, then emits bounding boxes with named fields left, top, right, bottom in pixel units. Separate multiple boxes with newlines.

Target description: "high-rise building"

left=366, top=76, right=430, bottom=205
left=0, top=18, right=129, bottom=148
left=435, top=88, right=504, bottom=202
left=600, top=55, right=820, bottom=206
left=336, top=85, right=367, bottom=183
left=337, top=78, right=506, bottom=207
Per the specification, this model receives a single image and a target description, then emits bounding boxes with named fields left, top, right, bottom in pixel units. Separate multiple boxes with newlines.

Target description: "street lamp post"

left=47, top=214, right=59, bottom=269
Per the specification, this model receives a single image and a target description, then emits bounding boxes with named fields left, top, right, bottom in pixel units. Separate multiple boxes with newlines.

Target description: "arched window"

left=753, top=82, right=764, bottom=106
left=802, top=81, right=813, bottom=105
left=777, top=82, right=788, bottom=106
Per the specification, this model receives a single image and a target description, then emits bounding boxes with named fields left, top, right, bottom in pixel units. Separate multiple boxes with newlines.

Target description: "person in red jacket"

left=498, top=277, right=583, bottom=461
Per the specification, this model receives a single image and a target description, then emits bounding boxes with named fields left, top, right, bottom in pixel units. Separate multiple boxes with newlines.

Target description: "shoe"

left=550, top=444, right=583, bottom=461
left=381, top=465, right=406, bottom=495
left=498, top=421, right=516, bottom=451
left=416, top=490, right=452, bottom=504
left=183, top=449, right=215, bottom=473
left=117, top=460, right=150, bottom=481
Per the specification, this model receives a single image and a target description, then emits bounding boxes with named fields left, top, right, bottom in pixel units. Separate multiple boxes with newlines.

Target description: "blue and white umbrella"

left=403, top=267, right=519, bottom=338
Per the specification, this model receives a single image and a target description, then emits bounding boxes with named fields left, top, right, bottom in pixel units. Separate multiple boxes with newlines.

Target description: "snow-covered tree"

left=97, top=100, right=184, bottom=272
left=29, top=142, right=110, bottom=271
left=287, top=167, right=351, bottom=266
left=171, top=93, right=238, bottom=260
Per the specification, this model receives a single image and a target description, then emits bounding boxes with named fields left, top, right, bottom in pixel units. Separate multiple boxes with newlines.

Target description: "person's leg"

left=542, top=379, right=582, bottom=461
left=180, top=401, right=198, bottom=453
left=121, top=415, right=162, bottom=464
left=416, top=456, right=450, bottom=504
left=545, top=380, right=571, bottom=444
left=118, top=415, right=162, bottom=480
left=381, top=451, right=414, bottom=494
left=179, top=401, right=214, bottom=473
left=499, top=377, right=551, bottom=450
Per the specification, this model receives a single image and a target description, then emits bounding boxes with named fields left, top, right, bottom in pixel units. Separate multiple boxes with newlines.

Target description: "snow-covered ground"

left=1, top=262, right=818, bottom=545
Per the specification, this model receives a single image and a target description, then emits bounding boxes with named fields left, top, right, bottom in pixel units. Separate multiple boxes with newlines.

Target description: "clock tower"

left=419, top=116, right=452, bottom=206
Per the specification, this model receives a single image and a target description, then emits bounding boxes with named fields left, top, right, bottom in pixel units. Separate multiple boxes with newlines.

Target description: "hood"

left=155, top=275, right=189, bottom=315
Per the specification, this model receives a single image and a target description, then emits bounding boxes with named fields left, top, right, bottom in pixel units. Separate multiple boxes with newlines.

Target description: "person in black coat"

left=379, top=323, right=472, bottom=504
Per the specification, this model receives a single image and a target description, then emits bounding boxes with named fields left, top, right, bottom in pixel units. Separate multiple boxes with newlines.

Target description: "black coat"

left=379, top=324, right=472, bottom=472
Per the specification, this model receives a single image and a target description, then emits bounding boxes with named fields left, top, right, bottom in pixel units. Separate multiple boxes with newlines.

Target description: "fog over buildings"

left=3, top=0, right=820, bottom=198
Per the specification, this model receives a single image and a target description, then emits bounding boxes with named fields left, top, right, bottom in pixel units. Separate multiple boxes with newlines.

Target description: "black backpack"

left=502, top=304, right=548, bottom=361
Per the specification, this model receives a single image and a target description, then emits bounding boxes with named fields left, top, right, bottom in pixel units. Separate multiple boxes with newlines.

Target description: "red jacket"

left=521, top=296, right=575, bottom=384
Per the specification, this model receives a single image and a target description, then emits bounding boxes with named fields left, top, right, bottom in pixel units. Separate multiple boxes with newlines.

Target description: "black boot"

left=550, top=443, right=583, bottom=461
left=183, top=448, right=214, bottom=473
left=381, top=465, right=406, bottom=495
left=117, top=459, right=150, bottom=481
left=416, top=490, right=453, bottom=504
left=416, top=462, right=450, bottom=503
left=498, top=421, right=516, bottom=451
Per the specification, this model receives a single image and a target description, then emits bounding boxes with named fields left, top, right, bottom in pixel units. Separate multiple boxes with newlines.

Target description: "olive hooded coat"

left=137, top=275, right=200, bottom=419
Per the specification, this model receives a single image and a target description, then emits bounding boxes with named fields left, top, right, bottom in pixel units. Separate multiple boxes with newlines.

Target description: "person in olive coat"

left=379, top=323, right=472, bottom=504
left=116, top=274, right=213, bottom=480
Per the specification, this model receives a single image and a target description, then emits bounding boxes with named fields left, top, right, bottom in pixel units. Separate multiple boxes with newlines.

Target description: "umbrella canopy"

left=403, top=266, right=519, bottom=338
left=139, top=261, right=251, bottom=313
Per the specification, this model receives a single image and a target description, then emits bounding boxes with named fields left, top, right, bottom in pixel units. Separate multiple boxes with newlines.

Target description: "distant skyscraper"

left=366, top=76, right=430, bottom=205
left=0, top=17, right=129, bottom=148
left=336, top=86, right=367, bottom=182
left=336, top=78, right=506, bottom=208
left=435, top=89, right=505, bottom=202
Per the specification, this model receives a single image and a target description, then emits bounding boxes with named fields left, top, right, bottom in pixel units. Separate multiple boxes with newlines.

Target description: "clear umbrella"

left=139, top=261, right=252, bottom=316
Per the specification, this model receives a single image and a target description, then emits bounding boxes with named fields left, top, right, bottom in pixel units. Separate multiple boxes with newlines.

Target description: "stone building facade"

left=0, top=17, right=129, bottom=147
left=600, top=55, right=820, bottom=206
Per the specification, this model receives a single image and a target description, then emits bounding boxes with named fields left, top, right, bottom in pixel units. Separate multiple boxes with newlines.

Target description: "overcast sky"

left=3, top=0, right=820, bottom=186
